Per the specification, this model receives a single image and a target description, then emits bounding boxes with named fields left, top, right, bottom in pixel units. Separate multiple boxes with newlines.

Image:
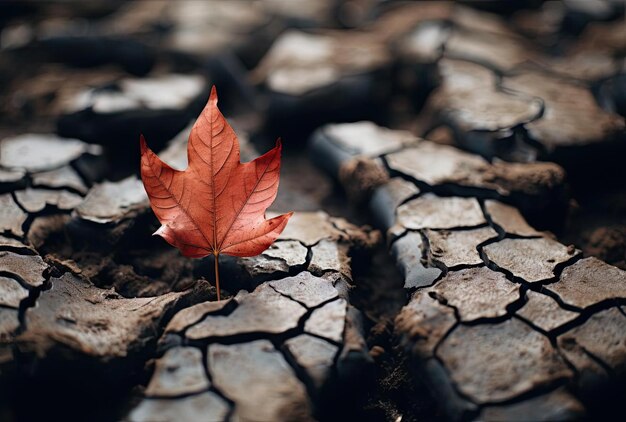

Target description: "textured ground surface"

left=312, top=120, right=625, bottom=420
left=1, top=1, right=625, bottom=421
left=0, top=127, right=379, bottom=421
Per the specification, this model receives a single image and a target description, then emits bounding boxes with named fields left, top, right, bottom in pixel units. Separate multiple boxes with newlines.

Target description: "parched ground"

left=0, top=1, right=625, bottom=421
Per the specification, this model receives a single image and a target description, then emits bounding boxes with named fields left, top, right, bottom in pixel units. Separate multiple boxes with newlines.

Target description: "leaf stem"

left=214, top=252, right=221, bottom=301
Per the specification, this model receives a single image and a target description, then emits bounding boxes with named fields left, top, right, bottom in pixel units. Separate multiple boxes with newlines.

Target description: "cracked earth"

left=1, top=1, right=625, bottom=421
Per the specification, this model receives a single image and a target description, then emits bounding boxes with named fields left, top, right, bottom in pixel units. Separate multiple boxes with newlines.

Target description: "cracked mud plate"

left=0, top=119, right=379, bottom=421
left=311, top=120, right=626, bottom=420
left=129, top=210, right=379, bottom=422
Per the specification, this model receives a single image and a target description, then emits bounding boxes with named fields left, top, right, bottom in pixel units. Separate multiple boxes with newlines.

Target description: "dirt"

left=276, top=153, right=438, bottom=421
left=1, top=1, right=624, bottom=421
left=333, top=238, right=436, bottom=422
left=561, top=188, right=626, bottom=270
left=340, top=157, right=391, bottom=204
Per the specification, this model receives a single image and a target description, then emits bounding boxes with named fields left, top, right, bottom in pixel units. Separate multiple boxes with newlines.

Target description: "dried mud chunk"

left=128, top=391, right=230, bottom=422
left=547, top=257, right=626, bottom=309
left=486, top=159, right=566, bottom=197
left=163, top=1, right=271, bottom=61
left=430, top=267, right=519, bottom=321
left=262, top=240, right=308, bottom=268
left=238, top=240, right=308, bottom=281
left=478, top=386, right=585, bottom=421
left=0, top=134, right=101, bottom=172
left=0, top=63, right=127, bottom=120
left=558, top=307, right=626, bottom=373
left=397, top=194, right=486, bottom=230
left=31, top=166, right=88, bottom=194
left=208, top=340, right=312, bottom=422
left=328, top=215, right=380, bottom=251
left=277, top=211, right=343, bottom=246
left=0, top=251, right=47, bottom=288
left=0, top=276, right=29, bottom=308
left=57, top=74, right=208, bottom=170
left=308, top=239, right=351, bottom=278
left=517, top=290, right=579, bottom=332
left=275, top=211, right=377, bottom=253
left=438, top=318, right=573, bottom=403
left=484, top=199, right=542, bottom=236
left=338, top=156, right=390, bottom=203
left=165, top=299, right=233, bottom=334
left=390, top=231, right=441, bottom=289
left=284, top=334, right=339, bottom=391
left=238, top=256, right=289, bottom=280
left=66, top=75, right=205, bottom=114
left=14, top=189, right=83, bottom=213
left=0, top=235, right=36, bottom=254
left=503, top=70, right=625, bottom=150
left=0, top=168, right=24, bottom=182
left=426, top=227, right=497, bottom=268
left=304, top=298, right=347, bottom=343
left=337, top=305, right=372, bottom=370
left=432, top=59, right=542, bottom=132
left=309, top=122, right=414, bottom=182
left=254, top=30, right=389, bottom=96
left=74, top=176, right=148, bottom=224
left=397, top=21, right=449, bottom=62
left=483, top=238, right=579, bottom=283
left=269, top=272, right=338, bottom=308
left=386, top=140, right=567, bottom=208
left=145, top=347, right=209, bottom=397
left=323, top=121, right=417, bottom=157
left=370, top=179, right=420, bottom=231
left=0, top=194, right=27, bottom=237
left=18, top=273, right=201, bottom=359
left=386, top=142, right=489, bottom=187
left=444, top=29, right=539, bottom=71
left=185, top=284, right=306, bottom=340
left=395, top=292, right=457, bottom=359
left=370, top=178, right=419, bottom=224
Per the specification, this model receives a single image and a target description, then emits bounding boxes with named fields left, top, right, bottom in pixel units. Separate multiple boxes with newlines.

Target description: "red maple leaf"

left=140, top=86, right=293, bottom=299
